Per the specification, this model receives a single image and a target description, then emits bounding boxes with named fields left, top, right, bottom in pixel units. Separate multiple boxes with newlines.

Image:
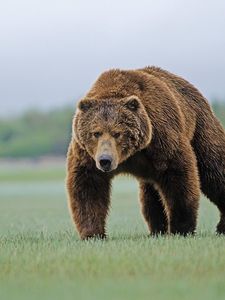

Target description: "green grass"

left=0, top=162, right=224, bottom=300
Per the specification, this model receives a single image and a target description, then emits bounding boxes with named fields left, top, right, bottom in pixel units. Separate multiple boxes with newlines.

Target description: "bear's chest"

left=117, top=149, right=168, bottom=180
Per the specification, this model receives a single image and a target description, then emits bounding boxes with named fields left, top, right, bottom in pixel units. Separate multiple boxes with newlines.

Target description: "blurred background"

left=1, top=0, right=225, bottom=159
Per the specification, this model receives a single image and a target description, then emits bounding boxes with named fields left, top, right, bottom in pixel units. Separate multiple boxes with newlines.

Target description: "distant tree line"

left=0, top=102, right=225, bottom=158
left=0, top=106, right=74, bottom=158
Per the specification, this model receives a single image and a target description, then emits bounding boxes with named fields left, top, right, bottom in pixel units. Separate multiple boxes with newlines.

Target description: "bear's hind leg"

left=139, top=181, right=168, bottom=235
left=193, top=140, right=225, bottom=234
left=159, top=140, right=200, bottom=235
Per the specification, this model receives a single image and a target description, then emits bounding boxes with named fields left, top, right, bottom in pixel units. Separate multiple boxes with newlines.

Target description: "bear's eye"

left=93, top=132, right=102, bottom=138
left=125, top=98, right=139, bottom=111
left=112, top=132, right=121, bottom=139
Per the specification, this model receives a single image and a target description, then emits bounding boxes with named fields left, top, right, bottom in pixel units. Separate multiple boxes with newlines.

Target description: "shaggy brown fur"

left=66, top=66, right=225, bottom=239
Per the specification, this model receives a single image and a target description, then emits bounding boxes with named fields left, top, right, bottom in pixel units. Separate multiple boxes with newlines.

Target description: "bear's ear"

left=78, top=98, right=93, bottom=112
left=125, top=97, right=140, bottom=111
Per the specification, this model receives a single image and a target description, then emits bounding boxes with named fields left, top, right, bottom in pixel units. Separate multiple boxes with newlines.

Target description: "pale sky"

left=1, top=0, right=225, bottom=116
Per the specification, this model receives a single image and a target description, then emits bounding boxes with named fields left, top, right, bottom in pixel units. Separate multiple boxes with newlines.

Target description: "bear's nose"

left=99, top=155, right=112, bottom=172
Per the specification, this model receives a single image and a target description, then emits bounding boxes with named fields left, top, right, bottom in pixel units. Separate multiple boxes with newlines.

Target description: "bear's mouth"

left=97, top=164, right=115, bottom=172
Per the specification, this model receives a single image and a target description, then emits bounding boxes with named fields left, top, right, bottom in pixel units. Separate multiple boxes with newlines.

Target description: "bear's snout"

left=95, top=134, right=119, bottom=172
left=98, top=154, right=112, bottom=172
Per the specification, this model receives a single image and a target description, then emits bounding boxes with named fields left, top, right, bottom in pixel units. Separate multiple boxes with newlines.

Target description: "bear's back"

left=140, top=66, right=210, bottom=113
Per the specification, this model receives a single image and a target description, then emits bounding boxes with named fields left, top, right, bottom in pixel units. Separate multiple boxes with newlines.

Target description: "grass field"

left=0, top=160, right=225, bottom=300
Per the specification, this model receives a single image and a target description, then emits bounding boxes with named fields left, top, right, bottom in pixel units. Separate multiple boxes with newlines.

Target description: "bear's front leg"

left=159, top=141, right=201, bottom=235
left=66, top=143, right=111, bottom=239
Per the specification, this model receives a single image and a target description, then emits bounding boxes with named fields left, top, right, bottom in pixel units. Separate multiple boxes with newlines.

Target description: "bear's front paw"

left=80, top=231, right=106, bottom=240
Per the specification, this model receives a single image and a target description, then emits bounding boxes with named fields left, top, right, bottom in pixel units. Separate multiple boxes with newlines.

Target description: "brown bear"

left=66, top=66, right=225, bottom=239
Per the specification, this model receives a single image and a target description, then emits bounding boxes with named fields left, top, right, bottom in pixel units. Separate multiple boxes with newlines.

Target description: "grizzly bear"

left=66, top=66, right=225, bottom=239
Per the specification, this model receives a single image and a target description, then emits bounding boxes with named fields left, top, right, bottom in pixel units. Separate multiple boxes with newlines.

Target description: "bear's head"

left=73, top=70, right=152, bottom=172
